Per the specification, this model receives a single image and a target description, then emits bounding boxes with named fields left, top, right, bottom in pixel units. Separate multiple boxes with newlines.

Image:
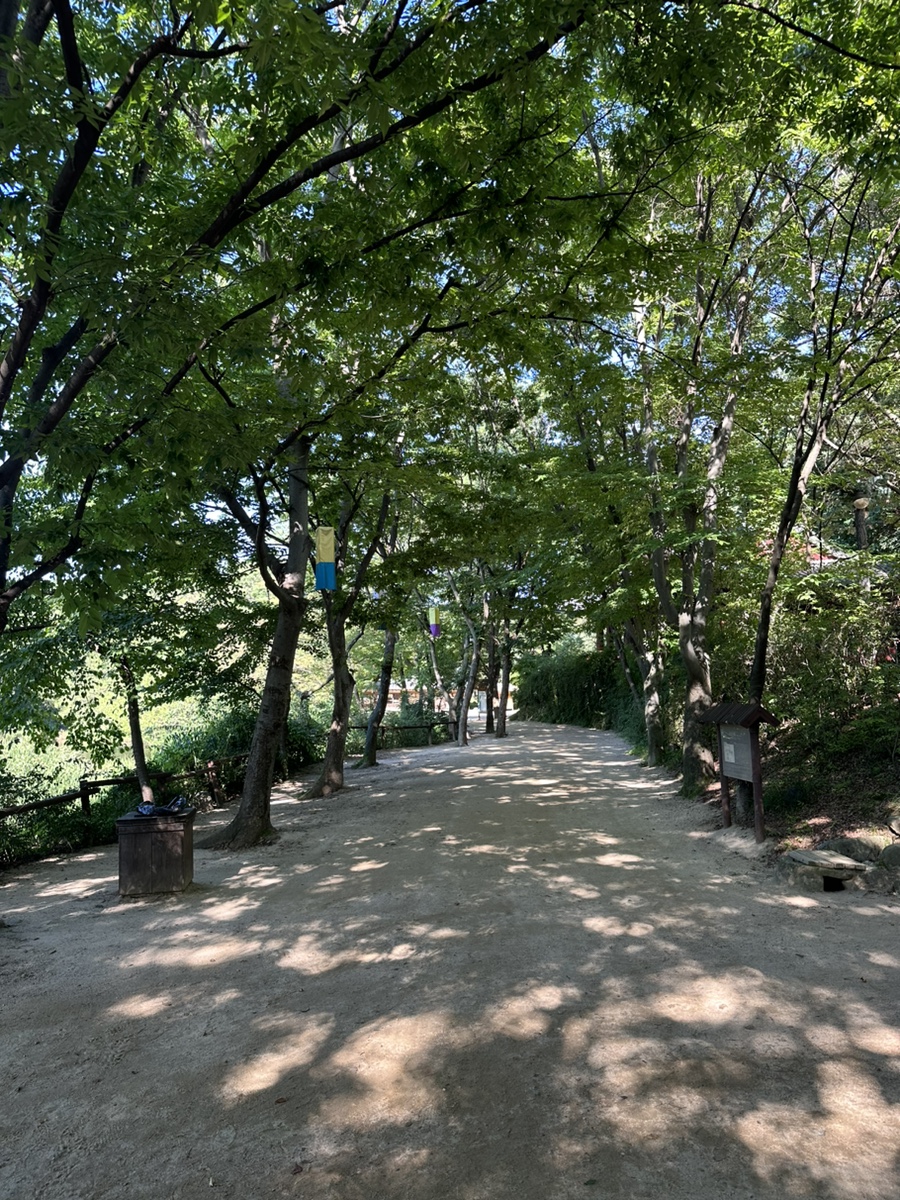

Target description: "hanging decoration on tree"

left=428, top=606, right=441, bottom=637
left=315, top=526, right=336, bottom=591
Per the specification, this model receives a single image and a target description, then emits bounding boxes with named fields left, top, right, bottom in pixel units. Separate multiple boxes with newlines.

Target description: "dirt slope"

left=1, top=723, right=898, bottom=1200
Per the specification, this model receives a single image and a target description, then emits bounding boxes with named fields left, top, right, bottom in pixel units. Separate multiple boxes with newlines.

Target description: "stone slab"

left=786, top=848, right=867, bottom=875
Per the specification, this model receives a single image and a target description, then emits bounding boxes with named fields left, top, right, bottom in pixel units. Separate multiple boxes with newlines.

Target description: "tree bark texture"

left=641, top=644, right=665, bottom=768
left=679, top=607, right=715, bottom=793
left=484, top=621, right=497, bottom=734
left=635, top=176, right=760, bottom=791
left=118, top=655, right=154, bottom=807
left=624, top=622, right=666, bottom=767
left=204, top=596, right=303, bottom=848
left=495, top=619, right=512, bottom=738
left=426, top=634, right=457, bottom=741
left=307, top=610, right=355, bottom=797
left=202, top=442, right=311, bottom=849
left=359, top=628, right=396, bottom=768
left=457, top=630, right=481, bottom=748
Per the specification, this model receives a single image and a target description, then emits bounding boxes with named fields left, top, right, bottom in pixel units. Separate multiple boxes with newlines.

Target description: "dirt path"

left=1, top=723, right=899, bottom=1200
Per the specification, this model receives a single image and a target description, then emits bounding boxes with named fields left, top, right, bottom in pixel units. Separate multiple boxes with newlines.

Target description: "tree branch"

left=722, top=1, right=900, bottom=71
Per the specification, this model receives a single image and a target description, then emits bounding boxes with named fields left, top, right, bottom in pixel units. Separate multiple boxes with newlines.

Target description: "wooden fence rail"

left=0, top=754, right=249, bottom=823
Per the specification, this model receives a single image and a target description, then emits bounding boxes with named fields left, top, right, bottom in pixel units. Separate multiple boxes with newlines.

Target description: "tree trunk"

left=495, top=618, right=512, bottom=738
left=453, top=637, right=471, bottom=735
left=448, top=571, right=485, bottom=747
left=733, top=780, right=754, bottom=826
left=623, top=621, right=666, bottom=767
left=307, top=610, right=355, bottom=797
left=613, top=628, right=642, bottom=708
left=679, top=608, right=715, bottom=793
left=854, top=495, right=869, bottom=551
left=0, top=2, right=19, bottom=99
left=118, top=655, right=154, bottom=806
left=484, top=621, right=497, bottom=733
left=359, top=628, right=396, bottom=768
left=642, top=644, right=665, bottom=768
left=425, top=634, right=457, bottom=740
left=458, top=630, right=481, bottom=747
left=201, top=442, right=311, bottom=850
left=634, top=177, right=758, bottom=793
left=203, top=596, right=303, bottom=847
left=746, top=408, right=824, bottom=705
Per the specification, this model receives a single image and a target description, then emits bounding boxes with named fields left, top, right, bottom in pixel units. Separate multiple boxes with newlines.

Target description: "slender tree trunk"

left=359, top=628, right=396, bottom=768
left=679, top=608, right=715, bottom=792
left=458, top=630, right=481, bottom=747
left=484, top=620, right=497, bottom=733
left=449, top=571, right=485, bottom=747
left=495, top=617, right=512, bottom=738
left=0, top=2, right=19, bottom=99
left=453, top=638, right=470, bottom=734
left=623, top=621, right=667, bottom=767
left=854, top=494, right=869, bottom=551
left=202, top=444, right=310, bottom=850
left=118, top=655, right=154, bottom=806
left=307, top=609, right=355, bottom=797
left=680, top=250, right=749, bottom=788
left=636, top=177, right=760, bottom=792
left=206, top=596, right=303, bottom=847
left=641, top=643, right=665, bottom=768
left=613, top=628, right=642, bottom=708
left=747, top=390, right=831, bottom=704
left=426, top=634, right=457, bottom=740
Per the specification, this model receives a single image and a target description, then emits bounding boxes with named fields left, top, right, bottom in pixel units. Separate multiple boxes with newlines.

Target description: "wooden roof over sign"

left=698, top=702, right=779, bottom=728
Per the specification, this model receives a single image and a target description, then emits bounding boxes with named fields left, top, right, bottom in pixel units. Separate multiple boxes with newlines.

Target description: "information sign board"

left=720, top=723, right=753, bottom=782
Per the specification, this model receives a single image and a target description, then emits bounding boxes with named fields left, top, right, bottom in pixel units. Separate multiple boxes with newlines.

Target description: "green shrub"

left=763, top=565, right=899, bottom=763
left=148, top=704, right=327, bottom=798
left=515, top=647, right=619, bottom=728
left=380, top=693, right=451, bottom=750
left=0, top=780, right=137, bottom=868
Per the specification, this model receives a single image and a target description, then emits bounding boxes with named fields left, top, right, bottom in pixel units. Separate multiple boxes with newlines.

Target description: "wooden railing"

left=0, top=754, right=248, bottom=823
left=349, top=720, right=451, bottom=747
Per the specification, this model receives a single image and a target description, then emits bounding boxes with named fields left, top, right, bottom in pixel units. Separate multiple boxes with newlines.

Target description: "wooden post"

left=717, top=727, right=732, bottom=827
left=750, top=723, right=765, bottom=843
left=79, top=779, right=92, bottom=847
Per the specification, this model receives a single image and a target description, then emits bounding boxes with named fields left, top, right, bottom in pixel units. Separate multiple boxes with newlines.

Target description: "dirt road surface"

left=2, top=723, right=899, bottom=1200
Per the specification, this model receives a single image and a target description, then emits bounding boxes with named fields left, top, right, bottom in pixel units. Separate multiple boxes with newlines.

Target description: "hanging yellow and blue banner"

left=315, top=526, right=336, bottom=591
left=428, top=606, right=441, bottom=637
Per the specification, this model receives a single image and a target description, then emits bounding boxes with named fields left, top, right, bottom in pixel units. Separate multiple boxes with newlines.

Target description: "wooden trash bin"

left=116, top=807, right=196, bottom=896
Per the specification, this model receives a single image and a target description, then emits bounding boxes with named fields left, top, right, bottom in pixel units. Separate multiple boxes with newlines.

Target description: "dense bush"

left=515, top=646, right=626, bottom=729
left=382, top=693, right=452, bottom=749
left=348, top=692, right=452, bottom=756
left=512, top=639, right=685, bottom=764
left=148, top=703, right=326, bottom=799
left=752, top=565, right=900, bottom=803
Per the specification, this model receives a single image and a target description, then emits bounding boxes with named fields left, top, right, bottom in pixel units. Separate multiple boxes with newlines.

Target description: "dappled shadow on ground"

left=1, top=723, right=898, bottom=1200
